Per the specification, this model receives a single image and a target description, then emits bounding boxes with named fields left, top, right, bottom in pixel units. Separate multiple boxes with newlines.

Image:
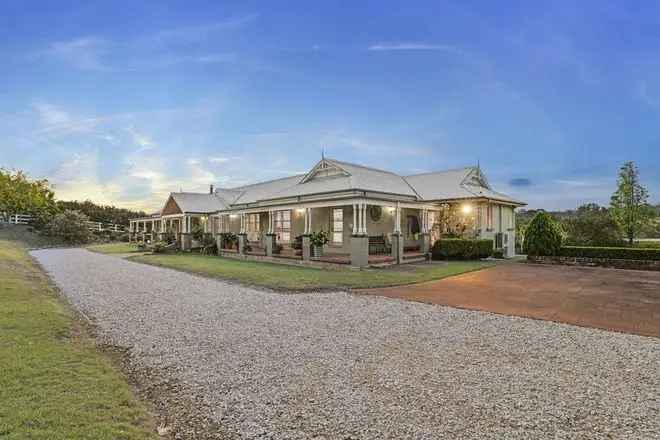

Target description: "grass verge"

left=87, top=242, right=141, bottom=254
left=131, top=253, right=493, bottom=290
left=0, top=237, right=157, bottom=439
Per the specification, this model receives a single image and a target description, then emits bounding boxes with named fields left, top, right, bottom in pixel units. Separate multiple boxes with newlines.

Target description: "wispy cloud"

left=40, top=36, right=111, bottom=71
left=143, top=14, right=258, bottom=46
left=33, top=15, right=255, bottom=72
left=368, top=42, right=462, bottom=52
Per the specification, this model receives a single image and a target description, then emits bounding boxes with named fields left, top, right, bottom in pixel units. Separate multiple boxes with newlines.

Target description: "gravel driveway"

left=32, top=248, right=659, bottom=439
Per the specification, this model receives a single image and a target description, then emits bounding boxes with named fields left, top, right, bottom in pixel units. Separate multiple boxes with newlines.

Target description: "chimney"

left=209, top=184, right=214, bottom=194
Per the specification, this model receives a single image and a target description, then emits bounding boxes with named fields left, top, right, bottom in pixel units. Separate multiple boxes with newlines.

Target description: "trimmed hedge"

left=559, top=246, right=660, bottom=261
left=432, top=238, right=493, bottom=260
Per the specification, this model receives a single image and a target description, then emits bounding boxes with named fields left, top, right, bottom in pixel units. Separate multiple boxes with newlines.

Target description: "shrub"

left=218, top=232, right=237, bottom=250
left=309, top=230, right=329, bottom=247
left=432, top=238, right=493, bottom=260
left=162, top=231, right=176, bottom=244
left=45, top=210, right=93, bottom=244
left=492, top=248, right=504, bottom=259
left=558, top=246, right=660, bottom=261
left=524, top=212, right=563, bottom=256
left=151, top=241, right=167, bottom=253
left=562, top=204, right=623, bottom=246
left=191, top=225, right=205, bottom=242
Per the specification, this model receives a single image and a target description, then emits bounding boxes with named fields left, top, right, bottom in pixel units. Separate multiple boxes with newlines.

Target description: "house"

left=129, top=158, right=525, bottom=266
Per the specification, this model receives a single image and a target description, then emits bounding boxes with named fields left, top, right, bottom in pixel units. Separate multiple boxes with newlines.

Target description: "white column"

left=394, top=203, right=401, bottom=233
left=363, top=203, right=368, bottom=235
left=357, top=203, right=362, bottom=235
left=307, top=208, right=312, bottom=234
left=353, top=204, right=358, bottom=235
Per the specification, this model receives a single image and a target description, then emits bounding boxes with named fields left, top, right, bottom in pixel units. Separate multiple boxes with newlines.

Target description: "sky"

left=1, top=1, right=659, bottom=211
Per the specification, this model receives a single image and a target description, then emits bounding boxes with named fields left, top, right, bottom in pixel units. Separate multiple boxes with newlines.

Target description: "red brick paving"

left=359, top=262, right=660, bottom=338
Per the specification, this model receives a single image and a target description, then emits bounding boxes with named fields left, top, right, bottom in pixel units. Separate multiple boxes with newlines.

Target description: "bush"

left=492, top=248, right=504, bottom=259
left=151, top=241, right=167, bottom=253
left=309, top=230, right=329, bottom=247
left=524, top=212, right=563, bottom=256
left=562, top=204, right=623, bottom=246
left=559, top=246, right=660, bottom=261
left=218, top=232, right=237, bottom=250
left=432, top=238, right=493, bottom=260
left=162, top=231, right=176, bottom=244
left=45, top=210, right=93, bottom=244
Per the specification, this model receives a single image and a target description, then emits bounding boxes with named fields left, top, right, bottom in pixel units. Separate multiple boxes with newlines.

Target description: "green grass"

left=131, top=253, right=493, bottom=290
left=87, top=242, right=141, bottom=254
left=0, top=236, right=157, bottom=439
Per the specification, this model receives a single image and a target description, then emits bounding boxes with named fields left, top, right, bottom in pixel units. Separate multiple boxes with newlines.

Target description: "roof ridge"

left=404, top=166, right=475, bottom=178
left=326, top=158, right=402, bottom=177
left=225, top=173, right=304, bottom=191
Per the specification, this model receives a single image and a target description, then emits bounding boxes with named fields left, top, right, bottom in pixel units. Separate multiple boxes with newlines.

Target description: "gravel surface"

left=32, top=248, right=660, bottom=439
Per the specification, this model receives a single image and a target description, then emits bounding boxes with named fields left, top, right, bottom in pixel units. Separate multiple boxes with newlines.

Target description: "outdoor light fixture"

left=461, top=204, right=473, bottom=214
left=229, top=214, right=238, bottom=218
left=386, top=206, right=395, bottom=213
left=296, top=208, right=305, bottom=214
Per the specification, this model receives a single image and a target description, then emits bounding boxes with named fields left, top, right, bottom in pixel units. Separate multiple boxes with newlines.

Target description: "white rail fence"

left=1, top=213, right=126, bottom=232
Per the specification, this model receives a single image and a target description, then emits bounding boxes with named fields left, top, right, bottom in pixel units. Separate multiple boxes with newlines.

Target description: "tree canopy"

left=56, top=200, right=146, bottom=225
left=610, top=161, right=653, bottom=244
left=0, top=168, right=58, bottom=219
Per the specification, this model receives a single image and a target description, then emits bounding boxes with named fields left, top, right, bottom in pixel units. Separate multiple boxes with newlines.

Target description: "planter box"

left=527, top=255, right=660, bottom=271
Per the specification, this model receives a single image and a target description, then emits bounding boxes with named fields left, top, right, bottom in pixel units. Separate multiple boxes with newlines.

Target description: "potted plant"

left=309, top=230, right=329, bottom=259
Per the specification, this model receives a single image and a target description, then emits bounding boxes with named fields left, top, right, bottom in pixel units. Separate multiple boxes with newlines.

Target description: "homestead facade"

left=129, top=158, right=525, bottom=266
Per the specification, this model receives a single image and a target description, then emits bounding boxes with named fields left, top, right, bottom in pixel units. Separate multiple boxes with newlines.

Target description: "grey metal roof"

left=188, top=159, right=525, bottom=210
left=170, top=192, right=228, bottom=213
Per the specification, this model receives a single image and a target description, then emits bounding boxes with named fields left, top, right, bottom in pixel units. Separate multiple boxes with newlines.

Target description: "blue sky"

left=1, top=1, right=659, bottom=211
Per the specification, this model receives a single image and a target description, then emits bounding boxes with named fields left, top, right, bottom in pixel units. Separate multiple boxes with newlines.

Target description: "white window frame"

left=273, top=210, right=291, bottom=243
left=332, top=208, right=343, bottom=244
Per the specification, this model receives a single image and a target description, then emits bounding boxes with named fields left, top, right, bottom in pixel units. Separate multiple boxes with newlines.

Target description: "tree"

left=45, top=210, right=93, bottom=244
left=523, top=211, right=563, bottom=256
left=610, top=162, right=653, bottom=245
left=562, top=203, right=622, bottom=246
left=0, top=168, right=58, bottom=221
left=56, top=200, right=146, bottom=225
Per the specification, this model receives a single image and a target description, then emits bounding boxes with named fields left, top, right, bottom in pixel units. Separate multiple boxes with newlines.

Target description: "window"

left=246, top=214, right=260, bottom=232
left=332, top=208, right=343, bottom=243
left=273, top=210, right=291, bottom=242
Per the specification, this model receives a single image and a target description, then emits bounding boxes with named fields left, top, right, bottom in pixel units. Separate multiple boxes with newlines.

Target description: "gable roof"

left=167, top=192, right=228, bottom=213
left=167, top=158, right=525, bottom=212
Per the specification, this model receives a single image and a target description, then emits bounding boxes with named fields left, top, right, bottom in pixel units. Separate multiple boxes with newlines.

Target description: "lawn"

left=0, top=235, right=157, bottom=439
left=87, top=242, right=141, bottom=254
left=131, top=253, right=493, bottom=290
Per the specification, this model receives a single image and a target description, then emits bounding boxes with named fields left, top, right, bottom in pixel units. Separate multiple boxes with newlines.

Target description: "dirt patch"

left=358, top=262, right=660, bottom=338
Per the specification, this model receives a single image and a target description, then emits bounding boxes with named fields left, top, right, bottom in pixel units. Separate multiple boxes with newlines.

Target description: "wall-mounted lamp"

left=386, top=206, right=395, bottom=213
left=229, top=214, right=238, bottom=219
left=296, top=208, right=305, bottom=214
left=461, top=204, right=473, bottom=215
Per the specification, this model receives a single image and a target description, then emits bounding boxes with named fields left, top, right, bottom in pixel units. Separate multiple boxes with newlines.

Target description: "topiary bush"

left=432, top=238, right=493, bottom=260
left=524, top=212, right=563, bottom=256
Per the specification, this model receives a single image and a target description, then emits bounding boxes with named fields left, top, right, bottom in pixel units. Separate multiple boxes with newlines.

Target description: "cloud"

left=144, top=15, right=258, bottom=46
left=210, top=156, right=230, bottom=163
left=33, top=15, right=255, bottom=72
left=368, top=42, right=462, bottom=52
left=126, top=127, right=155, bottom=150
left=508, top=177, right=532, bottom=187
left=41, top=37, right=110, bottom=71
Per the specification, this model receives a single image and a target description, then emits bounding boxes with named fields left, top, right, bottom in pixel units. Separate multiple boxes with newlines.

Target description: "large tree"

left=610, top=161, right=653, bottom=245
left=0, top=168, right=58, bottom=219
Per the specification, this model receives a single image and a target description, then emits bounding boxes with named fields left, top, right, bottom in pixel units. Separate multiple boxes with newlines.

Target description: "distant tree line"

left=517, top=162, right=659, bottom=246
left=56, top=200, right=146, bottom=226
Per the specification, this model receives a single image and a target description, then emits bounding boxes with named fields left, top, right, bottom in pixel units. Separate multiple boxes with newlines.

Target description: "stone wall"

left=527, top=255, right=660, bottom=271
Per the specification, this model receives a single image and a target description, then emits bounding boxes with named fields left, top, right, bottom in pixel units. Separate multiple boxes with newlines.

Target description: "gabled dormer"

left=299, top=158, right=350, bottom=184
left=462, top=166, right=491, bottom=190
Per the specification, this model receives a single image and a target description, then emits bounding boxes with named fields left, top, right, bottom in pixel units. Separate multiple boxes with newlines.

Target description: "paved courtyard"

left=360, top=262, right=660, bottom=337
left=32, top=248, right=660, bottom=439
